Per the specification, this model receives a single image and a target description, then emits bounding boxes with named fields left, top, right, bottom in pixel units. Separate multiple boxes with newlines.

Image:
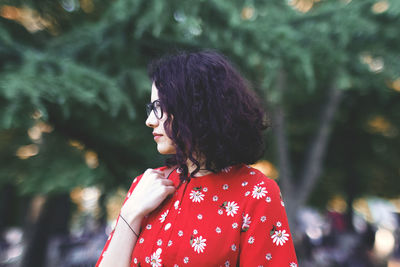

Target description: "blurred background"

left=0, top=0, right=399, bottom=266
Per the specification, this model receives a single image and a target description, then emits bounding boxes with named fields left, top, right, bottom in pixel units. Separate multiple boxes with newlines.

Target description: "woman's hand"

left=120, top=168, right=176, bottom=223
left=97, top=168, right=175, bottom=267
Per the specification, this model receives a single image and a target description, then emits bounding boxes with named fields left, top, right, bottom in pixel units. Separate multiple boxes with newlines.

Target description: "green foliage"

left=0, top=0, right=399, bottom=207
left=0, top=51, right=134, bottom=127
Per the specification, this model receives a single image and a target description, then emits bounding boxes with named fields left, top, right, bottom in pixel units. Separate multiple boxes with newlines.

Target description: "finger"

left=163, top=186, right=176, bottom=196
left=143, top=169, right=165, bottom=180
left=160, top=179, right=174, bottom=186
left=155, top=178, right=173, bottom=187
left=144, top=168, right=154, bottom=174
left=150, top=169, right=167, bottom=178
left=145, top=168, right=166, bottom=175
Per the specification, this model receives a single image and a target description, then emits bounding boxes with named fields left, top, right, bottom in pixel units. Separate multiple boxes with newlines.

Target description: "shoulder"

left=249, top=167, right=281, bottom=197
left=234, top=164, right=279, bottom=190
left=233, top=165, right=284, bottom=209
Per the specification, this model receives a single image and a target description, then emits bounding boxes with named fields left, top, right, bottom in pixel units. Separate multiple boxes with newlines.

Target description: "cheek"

left=161, top=118, right=173, bottom=137
left=164, top=132, right=176, bottom=149
left=160, top=117, right=177, bottom=153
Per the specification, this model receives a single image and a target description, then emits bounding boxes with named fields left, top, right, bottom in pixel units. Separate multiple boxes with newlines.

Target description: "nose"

left=145, top=110, right=159, bottom=128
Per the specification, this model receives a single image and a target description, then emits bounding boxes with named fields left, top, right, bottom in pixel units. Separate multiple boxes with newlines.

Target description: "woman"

left=96, top=51, right=298, bottom=266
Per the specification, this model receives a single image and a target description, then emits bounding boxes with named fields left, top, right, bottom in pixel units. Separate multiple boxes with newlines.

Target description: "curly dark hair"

left=148, top=50, right=269, bottom=180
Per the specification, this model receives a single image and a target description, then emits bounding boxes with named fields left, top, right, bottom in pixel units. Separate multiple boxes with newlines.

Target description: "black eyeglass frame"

left=145, top=100, right=163, bottom=120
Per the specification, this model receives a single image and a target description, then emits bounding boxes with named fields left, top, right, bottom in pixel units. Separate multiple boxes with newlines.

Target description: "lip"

left=153, top=132, right=162, bottom=140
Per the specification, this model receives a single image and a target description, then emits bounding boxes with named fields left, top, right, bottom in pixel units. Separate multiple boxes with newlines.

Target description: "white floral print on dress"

left=139, top=238, right=144, bottom=243
left=150, top=248, right=162, bottom=267
left=271, top=229, right=290, bottom=246
left=222, top=166, right=232, bottom=172
left=266, top=197, right=271, bottom=203
left=290, top=263, right=297, bottom=267
left=191, top=236, right=207, bottom=253
left=178, top=230, right=183, bottom=237
left=218, top=209, right=223, bottom=215
left=159, top=210, right=169, bottom=223
left=250, top=171, right=255, bottom=175
left=245, top=191, right=250, bottom=197
left=157, top=239, right=162, bottom=246
left=197, top=214, right=203, bottom=220
left=225, top=201, right=239, bottom=217
left=183, top=257, right=189, bottom=263
left=189, top=190, right=205, bottom=203
left=248, top=236, right=255, bottom=244
left=223, top=184, right=229, bottom=190
left=225, top=260, right=230, bottom=266
left=252, top=185, right=267, bottom=199
left=266, top=253, right=272, bottom=260
left=97, top=166, right=299, bottom=267
left=242, top=214, right=251, bottom=230
left=232, top=223, right=238, bottom=229
left=146, top=224, right=152, bottom=230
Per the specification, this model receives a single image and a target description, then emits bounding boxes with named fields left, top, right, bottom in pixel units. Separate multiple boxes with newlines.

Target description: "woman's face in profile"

left=145, top=83, right=176, bottom=155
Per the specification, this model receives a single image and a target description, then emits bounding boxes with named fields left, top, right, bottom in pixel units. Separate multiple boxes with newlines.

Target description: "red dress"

left=96, top=164, right=298, bottom=267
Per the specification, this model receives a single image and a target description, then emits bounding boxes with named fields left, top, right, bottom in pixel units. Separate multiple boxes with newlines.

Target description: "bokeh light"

left=251, top=160, right=279, bottom=180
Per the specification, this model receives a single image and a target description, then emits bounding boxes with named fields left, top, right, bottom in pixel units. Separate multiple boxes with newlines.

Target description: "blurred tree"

left=0, top=0, right=399, bottom=263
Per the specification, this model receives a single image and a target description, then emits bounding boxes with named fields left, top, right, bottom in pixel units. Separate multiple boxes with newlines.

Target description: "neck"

left=186, top=159, right=211, bottom=177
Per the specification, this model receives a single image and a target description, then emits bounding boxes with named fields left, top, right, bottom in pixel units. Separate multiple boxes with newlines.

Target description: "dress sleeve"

left=95, top=174, right=144, bottom=267
left=239, top=179, right=298, bottom=267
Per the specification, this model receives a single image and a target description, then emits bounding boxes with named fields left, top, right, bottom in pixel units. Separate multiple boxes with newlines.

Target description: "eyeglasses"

left=145, top=100, right=163, bottom=119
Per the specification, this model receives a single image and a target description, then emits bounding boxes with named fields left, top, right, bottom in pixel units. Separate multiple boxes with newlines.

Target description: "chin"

left=157, top=145, right=176, bottom=155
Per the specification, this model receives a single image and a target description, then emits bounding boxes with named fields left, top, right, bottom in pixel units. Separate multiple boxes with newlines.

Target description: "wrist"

left=119, top=214, right=139, bottom=238
left=120, top=207, right=144, bottom=225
